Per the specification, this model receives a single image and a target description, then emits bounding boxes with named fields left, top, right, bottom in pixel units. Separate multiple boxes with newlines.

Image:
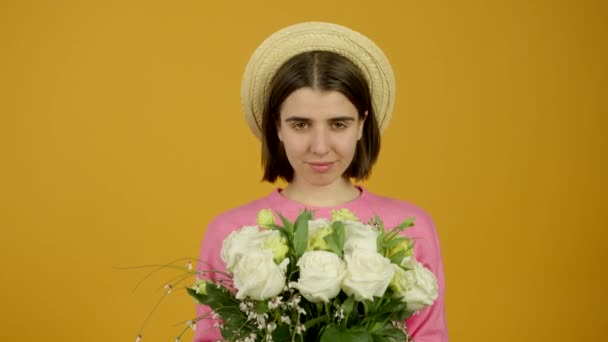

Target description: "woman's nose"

left=310, top=127, right=330, bottom=156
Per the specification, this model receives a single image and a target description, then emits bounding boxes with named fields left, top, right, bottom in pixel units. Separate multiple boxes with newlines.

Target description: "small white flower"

left=295, top=324, right=306, bottom=334
left=266, top=322, right=277, bottom=332
left=268, top=296, right=283, bottom=309
left=280, top=316, right=291, bottom=325
left=135, top=335, right=142, bottom=342
left=334, top=308, right=345, bottom=320
left=164, top=284, right=173, bottom=294
left=175, top=337, right=180, bottom=342
left=187, top=261, right=193, bottom=271
left=187, top=320, right=196, bottom=331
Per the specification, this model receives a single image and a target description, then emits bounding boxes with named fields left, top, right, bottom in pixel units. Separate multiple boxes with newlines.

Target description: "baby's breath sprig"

left=117, top=257, right=233, bottom=341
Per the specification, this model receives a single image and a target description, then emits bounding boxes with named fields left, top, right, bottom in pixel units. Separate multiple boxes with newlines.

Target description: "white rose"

left=221, top=226, right=271, bottom=272
left=233, top=249, right=289, bottom=300
left=400, top=255, right=416, bottom=269
left=289, top=251, right=346, bottom=303
left=343, top=221, right=379, bottom=254
left=342, top=251, right=395, bottom=301
left=390, top=262, right=438, bottom=312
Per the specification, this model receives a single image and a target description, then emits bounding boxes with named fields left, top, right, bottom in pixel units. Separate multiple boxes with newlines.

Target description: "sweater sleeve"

left=404, top=212, right=449, bottom=341
left=192, top=217, right=225, bottom=342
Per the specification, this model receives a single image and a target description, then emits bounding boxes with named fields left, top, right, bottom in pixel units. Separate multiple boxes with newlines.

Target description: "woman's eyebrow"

left=284, top=116, right=310, bottom=122
left=328, top=116, right=356, bottom=122
left=284, top=116, right=356, bottom=122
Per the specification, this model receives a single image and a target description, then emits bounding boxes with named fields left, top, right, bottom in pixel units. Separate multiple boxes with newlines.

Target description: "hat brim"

left=241, top=22, right=396, bottom=140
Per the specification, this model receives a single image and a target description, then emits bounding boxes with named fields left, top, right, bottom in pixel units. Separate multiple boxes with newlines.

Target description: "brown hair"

left=261, top=50, right=381, bottom=183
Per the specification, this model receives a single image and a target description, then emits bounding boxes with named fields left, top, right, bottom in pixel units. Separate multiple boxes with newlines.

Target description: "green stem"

left=303, top=315, right=328, bottom=329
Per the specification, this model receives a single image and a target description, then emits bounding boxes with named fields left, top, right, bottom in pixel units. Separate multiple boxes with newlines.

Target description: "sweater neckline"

left=268, top=185, right=370, bottom=210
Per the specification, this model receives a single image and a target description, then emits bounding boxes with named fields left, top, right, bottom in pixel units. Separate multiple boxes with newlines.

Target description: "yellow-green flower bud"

left=388, top=237, right=414, bottom=259
left=308, top=226, right=333, bottom=251
left=193, top=278, right=209, bottom=295
left=261, top=233, right=289, bottom=263
left=330, top=208, right=359, bottom=223
left=256, top=209, right=275, bottom=229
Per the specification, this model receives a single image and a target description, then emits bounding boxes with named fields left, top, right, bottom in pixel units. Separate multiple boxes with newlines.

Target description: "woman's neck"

left=280, top=178, right=361, bottom=207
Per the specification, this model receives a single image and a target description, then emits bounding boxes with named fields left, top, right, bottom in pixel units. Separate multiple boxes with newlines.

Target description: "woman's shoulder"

left=208, top=193, right=275, bottom=227
left=361, top=188, right=442, bottom=261
left=359, top=188, right=434, bottom=222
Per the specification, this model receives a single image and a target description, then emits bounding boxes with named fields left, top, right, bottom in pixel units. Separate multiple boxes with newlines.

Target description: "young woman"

left=194, top=22, right=447, bottom=341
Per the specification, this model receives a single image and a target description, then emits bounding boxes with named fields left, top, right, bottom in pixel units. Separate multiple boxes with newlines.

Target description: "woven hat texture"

left=240, top=22, right=395, bottom=140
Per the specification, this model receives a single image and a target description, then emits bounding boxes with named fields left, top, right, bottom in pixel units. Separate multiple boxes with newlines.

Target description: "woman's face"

left=277, top=87, right=365, bottom=188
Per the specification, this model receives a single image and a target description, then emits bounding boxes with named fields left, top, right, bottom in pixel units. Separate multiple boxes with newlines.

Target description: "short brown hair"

left=261, top=51, right=381, bottom=183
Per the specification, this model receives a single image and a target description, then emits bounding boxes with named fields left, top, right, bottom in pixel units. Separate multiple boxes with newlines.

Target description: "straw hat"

left=240, top=22, right=396, bottom=140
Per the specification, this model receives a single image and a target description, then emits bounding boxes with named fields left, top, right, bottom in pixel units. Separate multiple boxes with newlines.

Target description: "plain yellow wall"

left=1, top=0, right=606, bottom=341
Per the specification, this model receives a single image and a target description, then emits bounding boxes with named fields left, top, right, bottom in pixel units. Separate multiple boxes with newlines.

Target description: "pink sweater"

left=194, top=187, right=448, bottom=341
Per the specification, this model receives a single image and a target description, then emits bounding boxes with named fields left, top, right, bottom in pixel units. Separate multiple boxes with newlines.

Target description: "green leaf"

left=271, top=324, right=291, bottom=341
left=320, top=325, right=374, bottom=342
left=362, top=299, right=409, bottom=325
left=303, top=315, right=329, bottom=329
left=293, top=210, right=312, bottom=258
left=341, top=296, right=356, bottom=319
left=394, top=308, right=415, bottom=321
left=186, top=283, right=235, bottom=310
left=254, top=300, right=269, bottom=314
left=324, top=221, right=346, bottom=257
left=270, top=225, right=291, bottom=242
left=385, top=301, right=408, bottom=315
left=371, top=322, right=407, bottom=341
left=334, top=221, right=345, bottom=247
left=376, top=232, right=384, bottom=253
left=187, top=284, right=248, bottom=339
left=277, top=212, right=294, bottom=236
left=396, top=217, right=416, bottom=230
left=389, top=249, right=408, bottom=266
left=220, top=314, right=248, bottom=339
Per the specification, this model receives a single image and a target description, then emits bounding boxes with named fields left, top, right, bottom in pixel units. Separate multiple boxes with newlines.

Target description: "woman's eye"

left=332, top=122, right=347, bottom=129
left=292, top=122, right=308, bottom=130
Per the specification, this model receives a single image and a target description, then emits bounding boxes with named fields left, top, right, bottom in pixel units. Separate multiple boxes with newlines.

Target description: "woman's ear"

left=358, top=111, right=368, bottom=140
left=276, top=120, right=283, bottom=142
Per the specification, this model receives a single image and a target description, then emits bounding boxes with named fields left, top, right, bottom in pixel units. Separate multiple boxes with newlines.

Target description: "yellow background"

left=1, top=0, right=606, bottom=341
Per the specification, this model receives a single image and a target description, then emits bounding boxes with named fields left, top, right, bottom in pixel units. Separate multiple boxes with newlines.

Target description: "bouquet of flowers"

left=132, top=208, right=438, bottom=342
left=182, top=208, right=439, bottom=342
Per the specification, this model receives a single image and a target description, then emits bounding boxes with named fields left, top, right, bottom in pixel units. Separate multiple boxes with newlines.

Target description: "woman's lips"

left=308, top=162, right=334, bottom=172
